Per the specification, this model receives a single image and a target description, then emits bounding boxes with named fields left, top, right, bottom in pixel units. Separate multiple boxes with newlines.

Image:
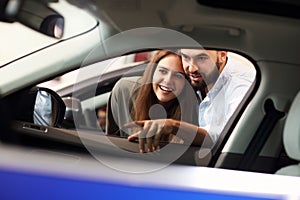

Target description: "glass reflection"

left=33, top=90, right=52, bottom=126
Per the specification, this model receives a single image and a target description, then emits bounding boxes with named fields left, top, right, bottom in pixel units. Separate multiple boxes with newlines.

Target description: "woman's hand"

left=125, top=119, right=176, bottom=153
left=125, top=119, right=212, bottom=153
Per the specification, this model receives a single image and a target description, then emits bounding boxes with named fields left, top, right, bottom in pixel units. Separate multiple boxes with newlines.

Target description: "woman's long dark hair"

left=133, top=50, right=198, bottom=125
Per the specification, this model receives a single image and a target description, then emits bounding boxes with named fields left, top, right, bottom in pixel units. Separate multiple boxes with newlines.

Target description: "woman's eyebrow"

left=158, top=66, right=185, bottom=75
left=157, top=66, right=169, bottom=71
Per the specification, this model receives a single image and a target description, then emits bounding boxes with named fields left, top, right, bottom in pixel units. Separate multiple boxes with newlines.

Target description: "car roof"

left=197, top=0, right=300, bottom=19
left=88, top=0, right=300, bottom=65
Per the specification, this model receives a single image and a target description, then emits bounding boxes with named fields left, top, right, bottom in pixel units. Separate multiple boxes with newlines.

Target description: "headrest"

left=283, top=91, right=300, bottom=161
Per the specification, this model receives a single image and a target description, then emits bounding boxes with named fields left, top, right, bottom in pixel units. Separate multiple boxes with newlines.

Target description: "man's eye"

left=196, top=56, right=209, bottom=62
left=182, top=54, right=190, bottom=60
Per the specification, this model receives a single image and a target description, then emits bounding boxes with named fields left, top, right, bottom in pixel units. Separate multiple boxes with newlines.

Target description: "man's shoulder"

left=224, top=56, right=256, bottom=81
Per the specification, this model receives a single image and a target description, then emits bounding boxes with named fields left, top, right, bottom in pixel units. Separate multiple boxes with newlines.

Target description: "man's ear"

left=218, top=51, right=227, bottom=63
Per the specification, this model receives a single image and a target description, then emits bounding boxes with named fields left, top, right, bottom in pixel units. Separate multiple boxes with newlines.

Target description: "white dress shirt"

left=198, top=56, right=256, bottom=143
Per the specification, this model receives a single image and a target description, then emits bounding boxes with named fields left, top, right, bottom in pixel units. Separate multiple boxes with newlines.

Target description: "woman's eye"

left=159, top=69, right=167, bottom=74
left=174, top=73, right=184, bottom=79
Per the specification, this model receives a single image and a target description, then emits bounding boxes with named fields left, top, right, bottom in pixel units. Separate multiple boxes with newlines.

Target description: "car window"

left=36, top=49, right=256, bottom=157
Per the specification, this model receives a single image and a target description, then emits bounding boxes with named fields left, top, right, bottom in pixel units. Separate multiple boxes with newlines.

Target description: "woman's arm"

left=125, top=119, right=213, bottom=153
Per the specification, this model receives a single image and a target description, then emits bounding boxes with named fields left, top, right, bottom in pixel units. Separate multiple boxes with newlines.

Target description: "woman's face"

left=152, top=54, right=185, bottom=103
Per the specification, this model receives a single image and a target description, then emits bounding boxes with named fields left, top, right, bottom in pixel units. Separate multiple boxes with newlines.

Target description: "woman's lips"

left=159, top=85, right=173, bottom=93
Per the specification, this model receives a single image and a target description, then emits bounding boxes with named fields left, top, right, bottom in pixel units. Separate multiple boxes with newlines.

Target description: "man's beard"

left=191, top=59, right=221, bottom=93
left=191, top=78, right=207, bottom=92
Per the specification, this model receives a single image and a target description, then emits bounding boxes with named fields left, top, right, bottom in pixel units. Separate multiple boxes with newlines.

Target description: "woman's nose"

left=163, top=72, right=173, bottom=83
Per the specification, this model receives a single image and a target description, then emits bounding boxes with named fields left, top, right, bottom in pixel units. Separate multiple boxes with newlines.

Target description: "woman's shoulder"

left=113, top=76, right=142, bottom=92
left=117, top=76, right=141, bottom=84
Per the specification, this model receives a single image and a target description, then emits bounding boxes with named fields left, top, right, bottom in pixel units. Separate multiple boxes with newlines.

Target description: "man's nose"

left=187, top=63, right=199, bottom=73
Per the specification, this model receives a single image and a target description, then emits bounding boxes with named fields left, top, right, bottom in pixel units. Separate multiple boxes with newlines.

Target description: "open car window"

left=26, top=49, right=256, bottom=168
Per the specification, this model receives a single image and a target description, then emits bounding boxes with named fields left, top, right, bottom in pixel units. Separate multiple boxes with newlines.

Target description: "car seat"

left=275, top=91, right=300, bottom=176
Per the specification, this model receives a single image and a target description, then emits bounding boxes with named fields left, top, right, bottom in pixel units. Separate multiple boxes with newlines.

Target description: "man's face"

left=181, top=49, right=221, bottom=91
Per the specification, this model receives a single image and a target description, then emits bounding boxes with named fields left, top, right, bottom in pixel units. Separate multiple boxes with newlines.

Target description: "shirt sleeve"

left=106, top=77, right=140, bottom=137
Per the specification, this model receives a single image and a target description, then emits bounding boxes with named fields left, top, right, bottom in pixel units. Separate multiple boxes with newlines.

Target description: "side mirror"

left=33, top=87, right=66, bottom=127
left=0, top=0, right=64, bottom=38
left=7, top=87, right=66, bottom=127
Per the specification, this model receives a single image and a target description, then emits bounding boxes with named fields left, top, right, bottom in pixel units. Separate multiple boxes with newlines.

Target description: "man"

left=181, top=49, right=256, bottom=143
